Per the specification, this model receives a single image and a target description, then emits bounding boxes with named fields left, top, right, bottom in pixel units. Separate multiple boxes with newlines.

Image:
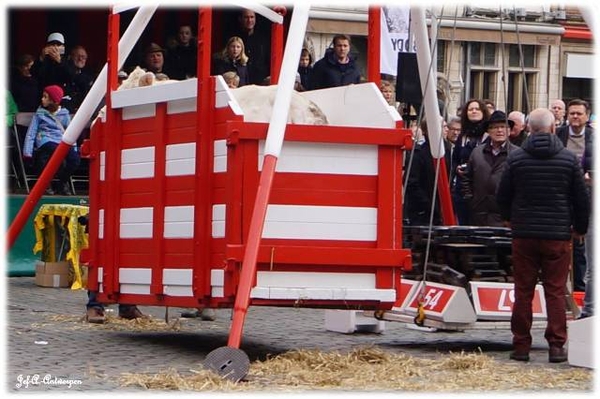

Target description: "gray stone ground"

left=4, top=276, right=593, bottom=395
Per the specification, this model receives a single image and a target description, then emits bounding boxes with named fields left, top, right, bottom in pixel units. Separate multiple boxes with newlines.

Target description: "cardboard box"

left=35, top=261, right=70, bottom=288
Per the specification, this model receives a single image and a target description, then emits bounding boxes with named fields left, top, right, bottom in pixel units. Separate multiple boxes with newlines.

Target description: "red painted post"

left=367, top=7, right=381, bottom=85
left=7, top=142, right=72, bottom=250
left=227, top=154, right=277, bottom=348
left=434, top=158, right=457, bottom=225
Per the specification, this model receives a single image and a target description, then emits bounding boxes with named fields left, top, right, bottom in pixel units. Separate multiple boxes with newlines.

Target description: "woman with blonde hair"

left=213, top=36, right=249, bottom=86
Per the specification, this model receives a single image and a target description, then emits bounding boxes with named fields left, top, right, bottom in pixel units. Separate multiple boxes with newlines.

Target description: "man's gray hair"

left=508, top=111, right=525, bottom=124
left=527, top=108, right=555, bottom=133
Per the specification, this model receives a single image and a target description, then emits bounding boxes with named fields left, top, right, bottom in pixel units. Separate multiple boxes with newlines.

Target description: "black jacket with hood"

left=496, top=132, right=590, bottom=240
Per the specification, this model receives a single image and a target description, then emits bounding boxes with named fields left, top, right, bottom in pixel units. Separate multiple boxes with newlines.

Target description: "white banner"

left=380, top=6, right=412, bottom=76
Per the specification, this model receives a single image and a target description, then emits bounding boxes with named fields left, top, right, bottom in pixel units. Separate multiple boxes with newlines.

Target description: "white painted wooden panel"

left=330, top=289, right=395, bottom=301
left=120, top=207, right=153, bottom=238
left=251, top=287, right=270, bottom=298
left=215, top=75, right=228, bottom=92
left=212, top=204, right=226, bottom=238
left=213, top=140, right=227, bottom=173
left=301, top=82, right=400, bottom=128
left=163, top=268, right=193, bottom=285
left=99, top=151, right=106, bottom=181
left=258, top=140, right=378, bottom=175
left=122, top=103, right=156, bottom=120
left=167, top=143, right=196, bottom=159
left=119, top=268, right=152, bottom=284
left=120, top=223, right=153, bottom=238
left=256, top=271, right=376, bottom=289
left=166, top=158, right=195, bottom=176
left=167, top=97, right=196, bottom=114
left=121, top=147, right=155, bottom=179
left=112, top=79, right=197, bottom=109
left=120, top=284, right=151, bottom=295
left=250, top=287, right=396, bottom=301
left=262, top=205, right=377, bottom=240
left=166, top=143, right=196, bottom=176
left=164, top=206, right=194, bottom=238
left=163, top=285, right=193, bottom=296
left=98, top=209, right=104, bottom=239
left=211, top=269, right=225, bottom=286
left=121, top=162, right=155, bottom=179
left=215, top=90, right=231, bottom=108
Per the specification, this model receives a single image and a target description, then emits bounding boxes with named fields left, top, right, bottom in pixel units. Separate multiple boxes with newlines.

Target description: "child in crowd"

left=222, top=71, right=240, bottom=89
left=22, top=85, right=80, bottom=195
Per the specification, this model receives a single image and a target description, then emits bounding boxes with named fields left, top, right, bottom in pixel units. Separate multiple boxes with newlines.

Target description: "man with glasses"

left=461, top=110, right=519, bottom=226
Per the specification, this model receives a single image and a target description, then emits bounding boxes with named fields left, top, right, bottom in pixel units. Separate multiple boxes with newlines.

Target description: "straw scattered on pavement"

left=119, top=346, right=593, bottom=392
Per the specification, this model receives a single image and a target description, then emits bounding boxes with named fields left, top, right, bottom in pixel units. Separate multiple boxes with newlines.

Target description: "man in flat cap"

left=143, top=42, right=173, bottom=79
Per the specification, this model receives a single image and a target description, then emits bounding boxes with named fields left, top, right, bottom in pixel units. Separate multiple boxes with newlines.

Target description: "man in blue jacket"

left=496, top=108, right=590, bottom=363
left=311, top=34, right=361, bottom=90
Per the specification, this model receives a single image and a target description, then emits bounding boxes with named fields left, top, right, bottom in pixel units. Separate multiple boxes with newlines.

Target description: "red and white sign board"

left=392, top=278, right=420, bottom=311
left=470, top=281, right=547, bottom=321
left=404, top=281, right=476, bottom=324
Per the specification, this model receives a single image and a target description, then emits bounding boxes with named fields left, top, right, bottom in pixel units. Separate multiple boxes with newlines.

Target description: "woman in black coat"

left=212, top=36, right=250, bottom=87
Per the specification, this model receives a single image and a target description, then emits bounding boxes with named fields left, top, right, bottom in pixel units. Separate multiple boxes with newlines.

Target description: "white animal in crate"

left=230, top=85, right=329, bottom=125
left=118, top=66, right=175, bottom=89
left=111, top=68, right=329, bottom=126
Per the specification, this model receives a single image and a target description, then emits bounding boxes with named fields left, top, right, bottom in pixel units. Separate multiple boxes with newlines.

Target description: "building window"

left=465, top=42, right=538, bottom=111
left=469, top=70, right=496, bottom=101
left=436, top=40, right=446, bottom=73
left=506, top=45, right=538, bottom=113
left=507, top=72, right=535, bottom=114
left=467, top=42, right=498, bottom=100
left=509, top=44, right=535, bottom=68
left=470, top=42, right=496, bottom=66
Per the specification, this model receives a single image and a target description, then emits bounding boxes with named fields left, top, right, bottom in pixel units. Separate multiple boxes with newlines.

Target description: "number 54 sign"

left=470, top=281, right=547, bottom=320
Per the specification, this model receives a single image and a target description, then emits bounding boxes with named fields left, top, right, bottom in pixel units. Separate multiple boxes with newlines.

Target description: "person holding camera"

left=32, top=32, right=70, bottom=93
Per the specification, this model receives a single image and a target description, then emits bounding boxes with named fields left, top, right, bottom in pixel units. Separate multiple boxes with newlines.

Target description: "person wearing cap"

left=32, top=32, right=70, bottom=91
left=461, top=110, right=519, bottom=226
left=22, top=85, right=80, bottom=195
left=143, top=42, right=171, bottom=78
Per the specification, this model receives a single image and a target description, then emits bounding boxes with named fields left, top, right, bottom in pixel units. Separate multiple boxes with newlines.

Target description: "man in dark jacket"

left=496, top=108, right=590, bottom=364
left=555, top=98, right=594, bottom=292
left=311, top=34, right=361, bottom=90
left=32, top=32, right=70, bottom=91
left=405, top=117, right=451, bottom=226
left=232, top=9, right=270, bottom=85
left=462, top=110, right=519, bottom=226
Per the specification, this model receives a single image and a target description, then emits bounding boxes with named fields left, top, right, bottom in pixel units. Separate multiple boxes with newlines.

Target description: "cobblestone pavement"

left=4, top=277, right=593, bottom=394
